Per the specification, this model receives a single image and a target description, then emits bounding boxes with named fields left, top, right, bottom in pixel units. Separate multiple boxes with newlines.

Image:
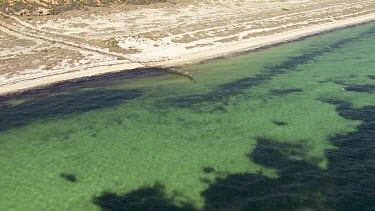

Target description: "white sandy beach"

left=1, top=0, right=375, bottom=95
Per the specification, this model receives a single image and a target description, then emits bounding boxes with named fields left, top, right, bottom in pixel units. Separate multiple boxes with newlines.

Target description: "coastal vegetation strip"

left=0, top=0, right=375, bottom=94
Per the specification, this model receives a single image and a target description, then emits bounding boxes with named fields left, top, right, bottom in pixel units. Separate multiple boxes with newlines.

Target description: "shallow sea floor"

left=1, top=22, right=375, bottom=210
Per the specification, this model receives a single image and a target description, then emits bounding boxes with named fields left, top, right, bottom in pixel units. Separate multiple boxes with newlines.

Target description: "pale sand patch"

left=1, top=0, right=375, bottom=95
left=2, top=13, right=375, bottom=95
left=157, top=13, right=375, bottom=67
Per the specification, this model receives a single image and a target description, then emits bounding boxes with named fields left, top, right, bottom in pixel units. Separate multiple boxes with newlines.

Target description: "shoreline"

left=1, top=13, right=375, bottom=96
left=156, top=13, right=375, bottom=67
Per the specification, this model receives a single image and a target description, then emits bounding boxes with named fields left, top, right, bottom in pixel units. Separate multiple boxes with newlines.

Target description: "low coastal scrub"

left=0, top=0, right=168, bottom=15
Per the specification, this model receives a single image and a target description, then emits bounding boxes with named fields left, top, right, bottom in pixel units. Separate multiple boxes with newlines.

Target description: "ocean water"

left=1, top=22, right=375, bottom=210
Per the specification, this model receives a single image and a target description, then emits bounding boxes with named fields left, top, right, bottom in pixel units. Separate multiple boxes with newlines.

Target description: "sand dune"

left=1, top=0, right=375, bottom=94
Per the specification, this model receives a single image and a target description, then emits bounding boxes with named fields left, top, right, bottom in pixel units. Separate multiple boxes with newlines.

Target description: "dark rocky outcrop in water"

left=203, top=167, right=215, bottom=174
left=272, top=121, right=287, bottom=126
left=93, top=184, right=196, bottom=211
left=162, top=26, right=375, bottom=110
left=270, top=88, right=303, bottom=95
left=201, top=100, right=375, bottom=210
left=93, top=100, right=375, bottom=210
left=60, top=173, right=77, bottom=182
left=345, top=84, right=375, bottom=93
left=0, top=88, right=142, bottom=132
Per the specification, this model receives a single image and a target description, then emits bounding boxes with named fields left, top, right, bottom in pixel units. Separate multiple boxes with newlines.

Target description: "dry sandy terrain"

left=1, top=0, right=375, bottom=94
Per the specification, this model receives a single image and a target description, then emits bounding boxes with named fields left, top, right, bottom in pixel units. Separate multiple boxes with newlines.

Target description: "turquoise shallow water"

left=1, top=22, right=375, bottom=210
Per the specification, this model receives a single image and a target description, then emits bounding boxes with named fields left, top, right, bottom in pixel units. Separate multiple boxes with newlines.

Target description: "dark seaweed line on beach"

left=1, top=20, right=374, bottom=103
left=0, top=67, right=169, bottom=102
left=162, top=23, right=375, bottom=110
left=201, top=19, right=375, bottom=64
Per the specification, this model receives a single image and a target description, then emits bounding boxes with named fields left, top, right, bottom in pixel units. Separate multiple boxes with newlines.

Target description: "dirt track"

left=1, top=0, right=375, bottom=93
